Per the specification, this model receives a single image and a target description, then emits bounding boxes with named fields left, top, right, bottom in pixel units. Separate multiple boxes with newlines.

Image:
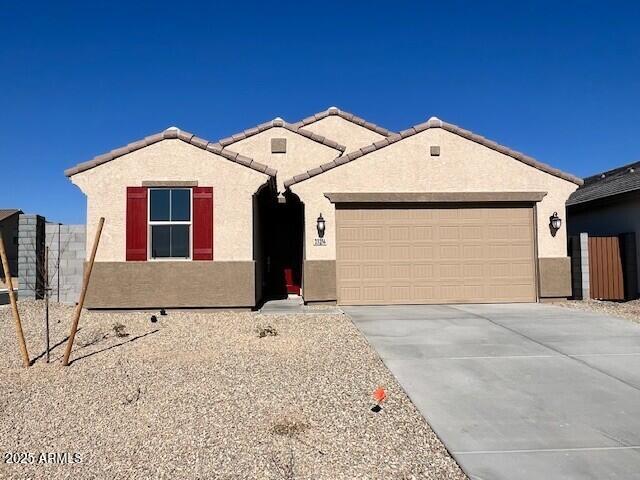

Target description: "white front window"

left=148, top=188, right=192, bottom=259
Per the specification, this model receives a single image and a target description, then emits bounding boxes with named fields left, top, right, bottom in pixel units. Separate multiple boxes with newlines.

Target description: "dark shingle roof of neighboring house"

left=64, top=127, right=277, bottom=178
left=0, top=209, right=22, bottom=222
left=284, top=116, right=583, bottom=188
left=292, top=106, right=394, bottom=137
left=217, top=117, right=346, bottom=153
left=567, top=160, right=640, bottom=206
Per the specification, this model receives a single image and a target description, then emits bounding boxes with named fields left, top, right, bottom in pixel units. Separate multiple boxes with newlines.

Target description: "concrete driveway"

left=344, top=303, right=640, bottom=480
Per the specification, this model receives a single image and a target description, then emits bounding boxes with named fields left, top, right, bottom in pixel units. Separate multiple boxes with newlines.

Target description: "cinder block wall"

left=568, top=232, right=590, bottom=300
left=17, top=214, right=45, bottom=299
left=45, top=223, right=86, bottom=304
left=18, top=214, right=86, bottom=304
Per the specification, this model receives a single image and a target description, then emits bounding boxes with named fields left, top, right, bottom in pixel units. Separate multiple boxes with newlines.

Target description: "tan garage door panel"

left=336, top=206, right=536, bottom=305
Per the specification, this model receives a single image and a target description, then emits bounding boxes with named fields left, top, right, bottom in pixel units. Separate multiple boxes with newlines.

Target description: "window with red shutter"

left=127, top=186, right=212, bottom=261
left=192, top=187, right=213, bottom=260
left=126, top=187, right=148, bottom=261
left=148, top=188, right=191, bottom=259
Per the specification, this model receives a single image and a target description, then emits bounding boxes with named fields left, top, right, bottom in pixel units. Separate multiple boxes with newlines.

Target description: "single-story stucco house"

left=65, top=107, right=582, bottom=309
left=567, top=160, right=640, bottom=298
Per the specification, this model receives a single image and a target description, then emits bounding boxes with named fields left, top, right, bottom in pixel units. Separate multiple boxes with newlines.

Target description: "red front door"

left=261, top=192, right=303, bottom=298
left=284, top=267, right=300, bottom=295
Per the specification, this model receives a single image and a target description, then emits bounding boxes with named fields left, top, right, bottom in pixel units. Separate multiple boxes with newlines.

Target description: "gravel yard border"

left=556, top=299, right=640, bottom=325
left=1, top=300, right=466, bottom=479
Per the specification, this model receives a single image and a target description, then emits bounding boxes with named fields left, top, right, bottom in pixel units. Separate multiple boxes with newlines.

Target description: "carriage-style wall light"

left=317, top=214, right=326, bottom=238
left=549, top=212, right=562, bottom=236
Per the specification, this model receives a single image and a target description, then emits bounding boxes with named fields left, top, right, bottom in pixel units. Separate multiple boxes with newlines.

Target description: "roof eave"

left=567, top=186, right=640, bottom=207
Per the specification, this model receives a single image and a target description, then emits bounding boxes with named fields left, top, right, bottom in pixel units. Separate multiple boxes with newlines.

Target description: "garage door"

left=336, top=205, right=536, bottom=305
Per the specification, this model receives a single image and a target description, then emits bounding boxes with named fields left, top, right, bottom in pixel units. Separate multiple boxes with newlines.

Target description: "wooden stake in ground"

left=62, top=217, right=104, bottom=367
left=0, top=233, right=30, bottom=367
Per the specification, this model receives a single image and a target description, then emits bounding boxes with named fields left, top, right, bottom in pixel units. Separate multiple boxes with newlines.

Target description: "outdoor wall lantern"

left=549, top=212, right=562, bottom=236
left=316, top=214, right=326, bottom=238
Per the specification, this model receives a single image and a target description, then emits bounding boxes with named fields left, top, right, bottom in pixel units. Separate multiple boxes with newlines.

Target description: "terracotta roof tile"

left=190, top=136, right=209, bottom=149
left=64, top=127, right=276, bottom=178
left=334, top=156, right=351, bottom=166
left=283, top=116, right=583, bottom=188
left=360, top=144, right=376, bottom=155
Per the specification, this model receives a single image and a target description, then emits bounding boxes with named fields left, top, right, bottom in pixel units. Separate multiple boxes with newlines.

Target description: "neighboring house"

left=0, top=209, right=22, bottom=303
left=65, top=107, right=582, bottom=309
left=567, top=160, right=640, bottom=298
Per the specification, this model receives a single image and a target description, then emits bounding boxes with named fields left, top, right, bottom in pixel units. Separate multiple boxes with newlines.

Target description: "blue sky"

left=1, top=1, right=639, bottom=224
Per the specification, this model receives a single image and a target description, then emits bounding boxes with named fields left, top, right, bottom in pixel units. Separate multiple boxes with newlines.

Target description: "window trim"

left=147, top=188, right=193, bottom=261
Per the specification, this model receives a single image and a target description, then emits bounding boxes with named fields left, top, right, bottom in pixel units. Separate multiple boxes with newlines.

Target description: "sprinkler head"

left=160, top=308, right=167, bottom=316
left=150, top=315, right=158, bottom=323
left=371, top=405, right=382, bottom=413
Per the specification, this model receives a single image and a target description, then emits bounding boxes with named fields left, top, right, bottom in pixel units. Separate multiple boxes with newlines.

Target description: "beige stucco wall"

left=299, top=116, right=386, bottom=153
left=70, top=139, right=270, bottom=262
left=226, top=127, right=342, bottom=193
left=291, top=127, right=579, bottom=262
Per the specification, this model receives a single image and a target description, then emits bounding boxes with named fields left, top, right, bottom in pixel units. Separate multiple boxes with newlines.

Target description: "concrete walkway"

left=345, top=303, right=640, bottom=480
left=259, top=297, right=343, bottom=315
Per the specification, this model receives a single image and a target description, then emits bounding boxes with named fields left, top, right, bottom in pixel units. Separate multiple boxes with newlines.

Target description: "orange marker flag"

left=373, top=387, right=387, bottom=404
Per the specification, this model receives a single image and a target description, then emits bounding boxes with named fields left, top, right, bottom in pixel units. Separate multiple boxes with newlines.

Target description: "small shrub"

left=79, top=329, right=108, bottom=347
left=123, top=386, right=142, bottom=405
left=113, top=322, right=129, bottom=338
left=271, top=418, right=309, bottom=437
left=256, top=324, right=278, bottom=338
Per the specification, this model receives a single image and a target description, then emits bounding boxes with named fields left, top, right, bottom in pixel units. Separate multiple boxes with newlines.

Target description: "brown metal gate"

left=588, top=236, right=625, bottom=300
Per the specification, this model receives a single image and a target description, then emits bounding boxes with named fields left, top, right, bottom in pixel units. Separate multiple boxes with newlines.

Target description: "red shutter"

left=193, top=187, right=213, bottom=260
left=126, top=187, right=147, bottom=261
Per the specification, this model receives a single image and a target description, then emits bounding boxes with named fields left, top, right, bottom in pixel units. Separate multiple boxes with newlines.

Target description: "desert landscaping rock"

left=557, top=299, right=640, bottom=325
left=1, top=300, right=465, bottom=479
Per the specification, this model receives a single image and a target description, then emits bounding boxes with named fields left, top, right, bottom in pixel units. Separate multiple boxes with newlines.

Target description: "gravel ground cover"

left=557, top=299, right=640, bottom=325
left=1, top=301, right=465, bottom=480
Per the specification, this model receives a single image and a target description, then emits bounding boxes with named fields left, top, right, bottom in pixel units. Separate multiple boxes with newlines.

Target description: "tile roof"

left=284, top=116, right=583, bottom=188
left=292, top=106, right=394, bottom=137
left=217, top=117, right=346, bottom=153
left=0, top=209, right=22, bottom=222
left=567, top=160, right=640, bottom=206
left=64, top=127, right=277, bottom=178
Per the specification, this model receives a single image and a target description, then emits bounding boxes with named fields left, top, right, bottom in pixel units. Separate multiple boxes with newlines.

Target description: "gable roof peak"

left=64, top=128, right=277, bottom=178
left=294, top=107, right=394, bottom=137
left=425, top=116, right=443, bottom=128
left=217, top=117, right=346, bottom=152
left=284, top=116, right=582, bottom=188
